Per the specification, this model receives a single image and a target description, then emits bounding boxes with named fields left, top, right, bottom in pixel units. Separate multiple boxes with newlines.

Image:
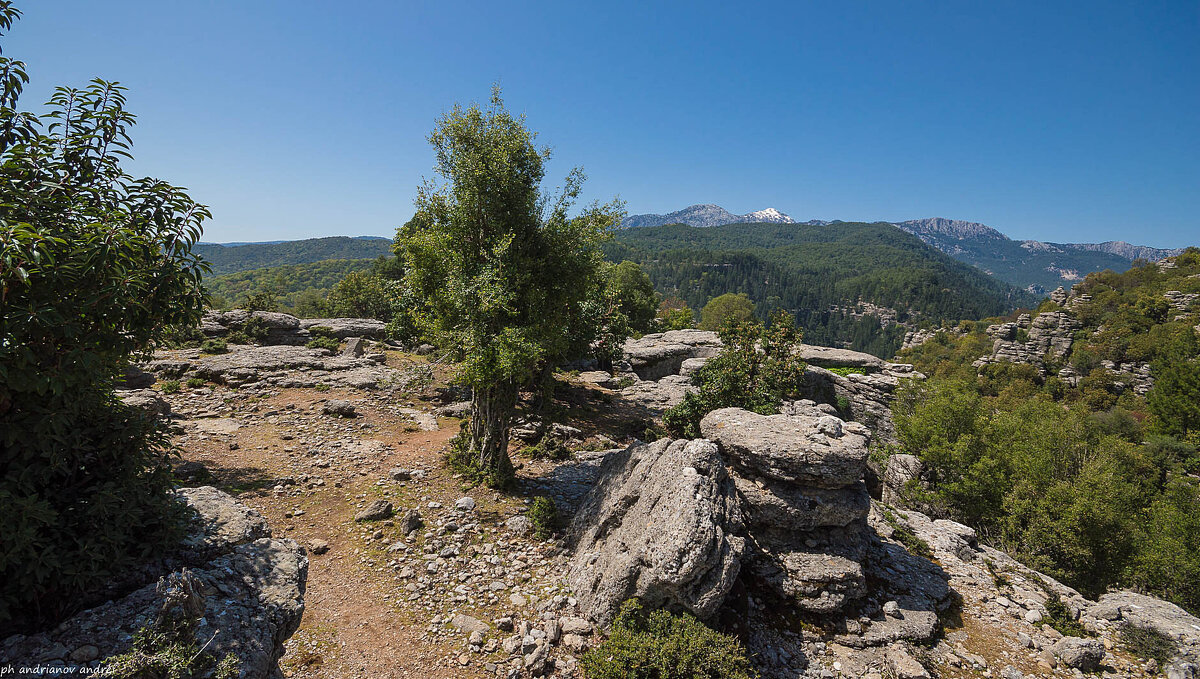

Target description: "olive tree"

left=0, top=2, right=208, bottom=629
left=395, top=88, right=622, bottom=485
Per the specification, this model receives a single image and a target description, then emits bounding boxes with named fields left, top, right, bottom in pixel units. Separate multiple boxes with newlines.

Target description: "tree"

left=605, top=261, right=658, bottom=334
left=325, top=271, right=398, bottom=320
left=699, top=292, right=755, bottom=330
left=1148, top=359, right=1200, bottom=442
left=657, top=296, right=695, bottom=331
left=0, top=2, right=208, bottom=630
left=394, top=87, right=622, bottom=485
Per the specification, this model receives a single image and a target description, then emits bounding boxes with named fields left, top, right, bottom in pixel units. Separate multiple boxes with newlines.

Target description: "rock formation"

left=200, top=309, right=388, bottom=343
left=567, top=438, right=745, bottom=627
left=0, top=487, right=307, bottom=678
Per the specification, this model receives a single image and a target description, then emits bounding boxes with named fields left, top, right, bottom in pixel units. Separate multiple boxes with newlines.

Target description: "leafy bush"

left=605, top=261, right=659, bottom=334
left=185, top=378, right=206, bottom=389
left=523, top=436, right=572, bottom=461
left=306, top=336, right=341, bottom=351
left=1043, top=595, right=1088, bottom=638
left=656, top=296, right=695, bottom=331
left=161, top=380, right=182, bottom=394
left=527, top=496, right=560, bottom=540
left=0, top=3, right=204, bottom=630
left=1119, top=623, right=1178, bottom=665
left=200, top=338, right=228, bottom=354
left=664, top=312, right=806, bottom=438
left=580, top=599, right=757, bottom=679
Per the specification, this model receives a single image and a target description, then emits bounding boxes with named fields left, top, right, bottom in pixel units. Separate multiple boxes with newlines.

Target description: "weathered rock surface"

left=796, top=345, right=888, bottom=370
left=621, top=329, right=722, bottom=381
left=142, top=343, right=398, bottom=391
left=117, top=388, right=172, bottom=418
left=568, top=438, right=746, bottom=626
left=700, top=408, right=871, bottom=487
left=0, top=488, right=306, bottom=678
left=200, top=309, right=387, bottom=343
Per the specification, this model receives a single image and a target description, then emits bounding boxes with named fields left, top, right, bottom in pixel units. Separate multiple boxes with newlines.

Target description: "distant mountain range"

left=621, top=206, right=1186, bottom=293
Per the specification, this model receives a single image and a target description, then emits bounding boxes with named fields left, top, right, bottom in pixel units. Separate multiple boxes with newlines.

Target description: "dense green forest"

left=204, top=258, right=377, bottom=313
left=196, top=236, right=391, bottom=276
left=894, top=251, right=1200, bottom=612
left=608, top=222, right=1037, bottom=356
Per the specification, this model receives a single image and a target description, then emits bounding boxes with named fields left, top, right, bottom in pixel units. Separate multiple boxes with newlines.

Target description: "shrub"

left=200, top=338, right=228, bottom=354
left=698, top=292, right=756, bottom=331
left=0, top=4, right=205, bottom=630
left=580, top=599, right=757, bottom=679
left=1043, top=595, right=1088, bottom=637
left=185, top=378, right=206, bottom=389
left=1119, top=623, right=1178, bottom=665
left=664, top=312, right=806, bottom=438
left=527, top=496, right=560, bottom=540
left=523, top=436, right=572, bottom=461
left=306, top=336, right=341, bottom=351
left=161, top=380, right=182, bottom=394
left=242, top=316, right=271, bottom=343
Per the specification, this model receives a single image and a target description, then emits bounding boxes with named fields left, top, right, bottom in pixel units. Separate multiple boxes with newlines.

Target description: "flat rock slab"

left=701, top=408, right=871, bottom=487
left=795, top=345, right=887, bottom=371
left=190, top=418, right=243, bottom=434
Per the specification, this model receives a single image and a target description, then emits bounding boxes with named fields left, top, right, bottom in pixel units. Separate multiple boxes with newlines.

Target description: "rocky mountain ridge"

left=620, top=205, right=1187, bottom=292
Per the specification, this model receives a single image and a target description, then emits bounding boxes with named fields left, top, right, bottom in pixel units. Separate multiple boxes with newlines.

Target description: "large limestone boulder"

left=700, top=408, right=871, bottom=487
left=795, top=345, right=887, bottom=371
left=733, top=477, right=869, bottom=531
left=568, top=438, right=746, bottom=627
left=621, top=329, right=721, bottom=381
left=299, top=317, right=388, bottom=339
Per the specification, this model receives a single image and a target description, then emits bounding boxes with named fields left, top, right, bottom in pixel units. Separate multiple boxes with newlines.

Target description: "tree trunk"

left=469, top=380, right=517, bottom=483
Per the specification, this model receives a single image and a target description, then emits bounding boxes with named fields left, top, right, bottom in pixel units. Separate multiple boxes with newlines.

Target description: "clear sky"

left=6, top=1, right=1197, bottom=247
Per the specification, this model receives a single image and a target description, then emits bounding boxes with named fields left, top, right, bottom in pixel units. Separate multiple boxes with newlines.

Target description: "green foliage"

left=200, top=338, right=227, bottom=354
left=394, top=87, right=622, bottom=485
left=1147, top=359, right=1200, bottom=440
left=161, top=380, right=181, bottom=394
left=580, top=599, right=757, bottom=679
left=607, top=222, right=1036, bottom=356
left=1043, top=595, right=1088, bottom=638
left=0, top=3, right=202, bottom=628
left=103, top=626, right=240, bottom=679
left=656, top=296, right=694, bottom=331
left=879, top=507, right=933, bottom=559
left=605, top=260, right=659, bottom=333
left=698, top=292, right=755, bottom=331
left=664, top=312, right=806, bottom=438
left=203, top=258, right=375, bottom=316
left=826, top=366, right=866, bottom=377
left=306, top=336, right=341, bottom=351
left=1119, top=623, right=1179, bottom=665
left=527, top=496, right=560, bottom=540
left=325, top=271, right=399, bottom=320
left=184, top=378, right=205, bottom=389
left=243, top=286, right=279, bottom=312
left=522, top=436, right=572, bottom=461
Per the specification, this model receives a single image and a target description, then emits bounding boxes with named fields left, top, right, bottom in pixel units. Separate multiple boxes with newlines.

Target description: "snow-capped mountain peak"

left=743, top=208, right=795, bottom=224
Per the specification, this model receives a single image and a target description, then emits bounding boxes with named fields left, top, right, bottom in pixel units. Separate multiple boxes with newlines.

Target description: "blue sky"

left=6, top=1, right=1197, bottom=247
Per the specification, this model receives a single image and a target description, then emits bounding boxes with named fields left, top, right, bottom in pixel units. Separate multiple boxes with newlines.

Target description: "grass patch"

left=521, top=437, right=573, bottom=461
left=185, top=377, right=207, bottom=389
left=581, top=598, right=757, bottom=679
left=160, top=380, right=181, bottom=394
left=200, top=338, right=228, bottom=354
left=306, top=336, right=341, bottom=351
left=827, top=366, right=866, bottom=376
left=880, top=507, right=933, bottom=559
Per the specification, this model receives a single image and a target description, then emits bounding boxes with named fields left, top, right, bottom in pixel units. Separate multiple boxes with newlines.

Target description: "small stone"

left=883, top=600, right=902, bottom=618
left=1024, top=608, right=1043, bottom=624
left=469, top=630, right=484, bottom=645
left=506, top=515, right=532, bottom=535
left=308, top=539, right=330, bottom=555
left=456, top=497, right=476, bottom=511
left=321, top=399, right=357, bottom=417
left=69, top=645, right=99, bottom=663
left=354, top=500, right=393, bottom=522
left=451, top=614, right=490, bottom=635
left=389, top=467, right=411, bottom=481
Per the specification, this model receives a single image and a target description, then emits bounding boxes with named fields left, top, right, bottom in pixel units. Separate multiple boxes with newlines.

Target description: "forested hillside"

left=608, top=222, right=1037, bottom=356
left=196, top=236, right=391, bottom=276
left=204, top=258, right=377, bottom=313
left=893, top=250, right=1200, bottom=612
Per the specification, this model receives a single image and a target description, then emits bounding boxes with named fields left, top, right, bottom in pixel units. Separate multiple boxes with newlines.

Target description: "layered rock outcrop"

left=701, top=408, right=874, bottom=614
left=201, top=309, right=387, bottom=344
left=143, top=344, right=396, bottom=390
left=0, top=487, right=307, bottom=678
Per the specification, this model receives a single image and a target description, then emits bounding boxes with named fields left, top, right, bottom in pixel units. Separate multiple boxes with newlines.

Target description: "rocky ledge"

left=0, top=487, right=307, bottom=678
